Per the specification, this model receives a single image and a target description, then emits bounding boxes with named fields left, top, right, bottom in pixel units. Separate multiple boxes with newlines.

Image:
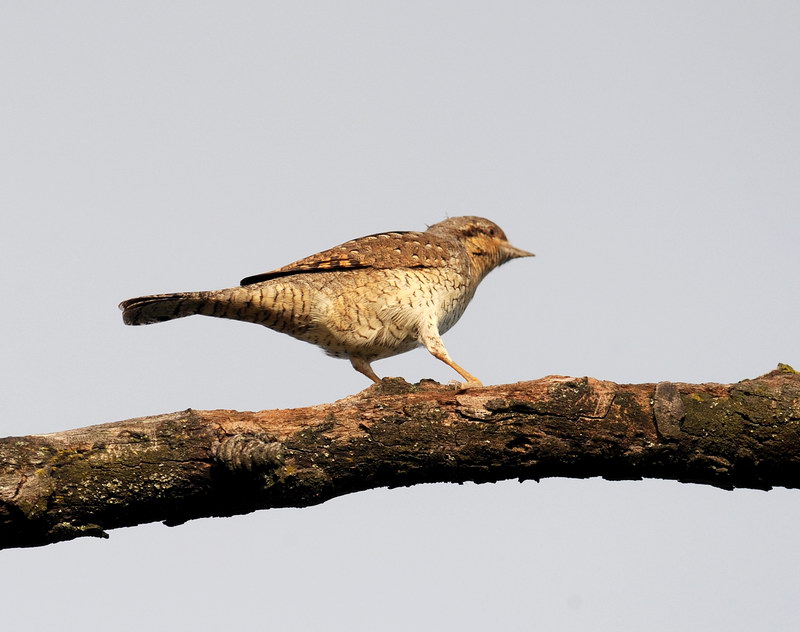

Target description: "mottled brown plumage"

left=120, top=216, right=533, bottom=385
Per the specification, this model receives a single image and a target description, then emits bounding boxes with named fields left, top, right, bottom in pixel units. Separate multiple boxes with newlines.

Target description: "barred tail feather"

left=119, top=292, right=207, bottom=326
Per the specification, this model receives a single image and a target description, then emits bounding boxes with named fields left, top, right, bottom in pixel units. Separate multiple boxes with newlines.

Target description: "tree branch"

left=2, top=365, right=799, bottom=550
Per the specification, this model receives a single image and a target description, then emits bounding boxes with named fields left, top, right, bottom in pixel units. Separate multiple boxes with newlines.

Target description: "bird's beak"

left=503, top=243, right=535, bottom=259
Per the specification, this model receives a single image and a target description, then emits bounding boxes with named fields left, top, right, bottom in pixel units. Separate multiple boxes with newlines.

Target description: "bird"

left=120, top=216, right=534, bottom=386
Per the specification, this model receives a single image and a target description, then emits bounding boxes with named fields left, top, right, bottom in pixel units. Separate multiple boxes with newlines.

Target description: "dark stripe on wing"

left=239, top=230, right=452, bottom=286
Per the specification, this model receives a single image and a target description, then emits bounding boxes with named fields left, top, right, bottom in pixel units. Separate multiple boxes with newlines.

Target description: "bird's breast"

left=253, top=267, right=475, bottom=359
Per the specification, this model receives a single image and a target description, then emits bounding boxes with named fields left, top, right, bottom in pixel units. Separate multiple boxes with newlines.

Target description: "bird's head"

left=426, top=216, right=534, bottom=278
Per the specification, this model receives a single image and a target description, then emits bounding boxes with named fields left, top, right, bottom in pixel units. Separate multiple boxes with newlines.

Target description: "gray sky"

left=2, top=2, right=799, bottom=630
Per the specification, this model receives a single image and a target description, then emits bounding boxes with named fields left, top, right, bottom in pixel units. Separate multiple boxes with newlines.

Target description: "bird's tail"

left=119, top=292, right=209, bottom=326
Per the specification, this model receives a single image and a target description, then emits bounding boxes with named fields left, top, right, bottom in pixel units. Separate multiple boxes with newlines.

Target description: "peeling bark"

left=2, top=365, right=799, bottom=550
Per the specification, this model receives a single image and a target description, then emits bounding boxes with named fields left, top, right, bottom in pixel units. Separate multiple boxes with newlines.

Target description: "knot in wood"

left=216, top=434, right=284, bottom=473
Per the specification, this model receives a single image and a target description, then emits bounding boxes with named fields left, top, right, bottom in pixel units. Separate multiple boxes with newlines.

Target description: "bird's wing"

left=240, top=231, right=454, bottom=285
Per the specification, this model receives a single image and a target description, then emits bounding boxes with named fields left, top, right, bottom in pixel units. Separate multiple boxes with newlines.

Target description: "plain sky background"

left=1, top=2, right=799, bottom=630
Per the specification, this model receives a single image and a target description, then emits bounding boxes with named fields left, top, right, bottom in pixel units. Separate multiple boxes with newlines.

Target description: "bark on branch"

left=2, top=365, right=799, bottom=550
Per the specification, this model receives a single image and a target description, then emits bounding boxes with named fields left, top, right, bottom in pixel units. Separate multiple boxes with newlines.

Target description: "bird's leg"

left=417, top=325, right=483, bottom=387
left=350, top=357, right=382, bottom=384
